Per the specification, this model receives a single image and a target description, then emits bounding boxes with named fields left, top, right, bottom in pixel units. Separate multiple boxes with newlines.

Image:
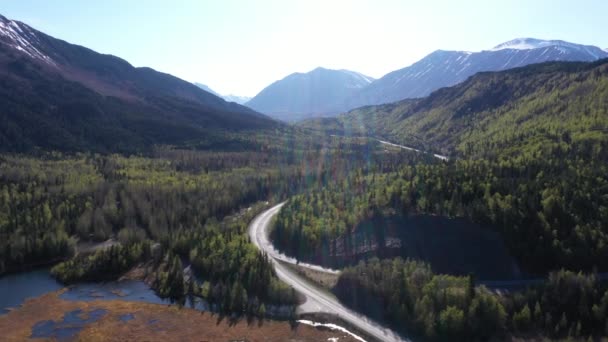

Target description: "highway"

left=248, top=202, right=409, bottom=342
left=245, top=139, right=444, bottom=341
left=377, top=140, right=449, bottom=161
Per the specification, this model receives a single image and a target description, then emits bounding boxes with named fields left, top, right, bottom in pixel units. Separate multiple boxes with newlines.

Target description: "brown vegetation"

left=0, top=290, right=357, bottom=341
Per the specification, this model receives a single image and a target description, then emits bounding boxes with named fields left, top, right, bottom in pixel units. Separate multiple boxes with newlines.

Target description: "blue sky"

left=2, top=0, right=607, bottom=96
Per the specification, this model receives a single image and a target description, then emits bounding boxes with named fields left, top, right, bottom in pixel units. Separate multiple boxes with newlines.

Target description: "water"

left=59, top=280, right=218, bottom=312
left=0, top=268, right=216, bottom=314
left=119, top=313, right=135, bottom=322
left=60, top=280, right=169, bottom=304
left=1, top=268, right=294, bottom=321
left=0, top=269, right=172, bottom=315
left=30, top=308, right=107, bottom=339
left=0, top=268, right=62, bottom=314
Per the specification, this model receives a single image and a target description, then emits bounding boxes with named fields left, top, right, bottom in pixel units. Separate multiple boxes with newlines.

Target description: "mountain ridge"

left=347, top=38, right=608, bottom=109
left=0, top=14, right=278, bottom=153
left=193, top=82, right=221, bottom=97
left=246, top=38, right=607, bottom=120
left=301, top=58, right=608, bottom=159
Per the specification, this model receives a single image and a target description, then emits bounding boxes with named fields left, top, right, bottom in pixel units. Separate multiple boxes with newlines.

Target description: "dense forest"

left=286, top=59, right=608, bottom=273
left=273, top=154, right=608, bottom=273
left=0, top=133, right=420, bottom=315
left=275, top=59, right=608, bottom=339
left=335, top=258, right=608, bottom=340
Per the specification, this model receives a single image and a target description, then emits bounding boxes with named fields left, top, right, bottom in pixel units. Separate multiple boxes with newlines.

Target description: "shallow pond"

left=1, top=269, right=291, bottom=317
left=30, top=308, right=107, bottom=339
left=0, top=269, right=178, bottom=314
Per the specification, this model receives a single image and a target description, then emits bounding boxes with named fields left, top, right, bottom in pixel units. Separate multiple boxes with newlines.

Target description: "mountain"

left=194, top=83, right=251, bottom=104
left=245, top=67, right=374, bottom=122
left=0, top=14, right=277, bottom=153
left=347, top=38, right=608, bottom=108
left=248, top=38, right=606, bottom=120
left=193, top=82, right=221, bottom=97
left=222, top=94, right=251, bottom=105
left=303, top=59, right=608, bottom=159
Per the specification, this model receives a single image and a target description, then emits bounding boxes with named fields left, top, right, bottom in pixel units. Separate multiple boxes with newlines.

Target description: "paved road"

left=247, top=203, right=339, bottom=275
left=248, top=203, right=409, bottom=342
left=377, top=140, right=448, bottom=161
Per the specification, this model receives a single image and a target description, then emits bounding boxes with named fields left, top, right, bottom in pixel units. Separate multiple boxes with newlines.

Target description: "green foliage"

left=51, top=242, right=149, bottom=283
left=513, top=304, right=532, bottom=332
left=1, top=134, right=407, bottom=316
left=331, top=59, right=608, bottom=161
left=336, top=258, right=608, bottom=340
left=334, top=258, right=505, bottom=340
left=168, top=202, right=298, bottom=311
left=275, top=155, right=608, bottom=272
left=153, top=252, right=185, bottom=301
left=297, top=60, right=608, bottom=340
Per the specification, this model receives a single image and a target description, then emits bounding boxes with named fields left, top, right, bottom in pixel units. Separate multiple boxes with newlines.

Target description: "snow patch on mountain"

left=194, top=83, right=251, bottom=104
left=0, top=16, right=55, bottom=66
left=340, top=69, right=375, bottom=84
left=491, top=38, right=606, bottom=59
left=223, top=94, right=251, bottom=104
left=492, top=38, right=558, bottom=51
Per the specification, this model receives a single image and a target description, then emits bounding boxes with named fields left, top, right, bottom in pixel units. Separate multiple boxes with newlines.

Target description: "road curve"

left=248, top=203, right=339, bottom=275
left=248, top=202, right=410, bottom=342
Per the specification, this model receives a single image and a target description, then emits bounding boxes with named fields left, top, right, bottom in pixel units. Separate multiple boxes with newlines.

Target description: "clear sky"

left=2, top=0, right=607, bottom=97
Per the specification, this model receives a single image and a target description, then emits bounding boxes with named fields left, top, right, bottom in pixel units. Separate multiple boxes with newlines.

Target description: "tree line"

left=335, top=257, right=608, bottom=340
left=273, top=153, right=608, bottom=273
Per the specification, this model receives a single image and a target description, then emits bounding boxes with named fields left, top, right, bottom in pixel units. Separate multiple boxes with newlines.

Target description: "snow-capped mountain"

left=246, top=67, right=374, bottom=122
left=223, top=94, right=251, bottom=105
left=491, top=38, right=606, bottom=59
left=194, top=82, right=221, bottom=97
left=0, top=14, right=275, bottom=152
left=0, top=15, right=56, bottom=66
left=347, top=38, right=608, bottom=108
left=194, top=83, right=251, bottom=104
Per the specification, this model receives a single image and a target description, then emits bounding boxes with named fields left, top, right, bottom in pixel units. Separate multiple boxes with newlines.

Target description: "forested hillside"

left=302, top=59, right=608, bottom=159
left=283, top=59, right=608, bottom=340
left=0, top=14, right=278, bottom=154
left=289, top=60, right=608, bottom=273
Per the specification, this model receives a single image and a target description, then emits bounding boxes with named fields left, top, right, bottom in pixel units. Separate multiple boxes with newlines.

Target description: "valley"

left=1, top=5, right=608, bottom=342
